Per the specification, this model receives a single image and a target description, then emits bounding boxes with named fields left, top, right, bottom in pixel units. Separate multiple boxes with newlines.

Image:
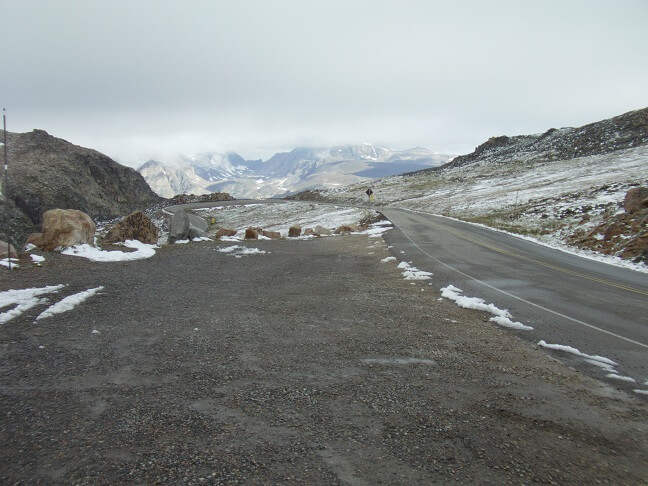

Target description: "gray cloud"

left=2, top=0, right=647, bottom=164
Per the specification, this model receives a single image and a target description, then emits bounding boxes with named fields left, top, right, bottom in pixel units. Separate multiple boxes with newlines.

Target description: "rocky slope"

left=445, top=107, right=648, bottom=169
left=293, top=108, right=648, bottom=265
left=1, top=129, right=163, bottom=246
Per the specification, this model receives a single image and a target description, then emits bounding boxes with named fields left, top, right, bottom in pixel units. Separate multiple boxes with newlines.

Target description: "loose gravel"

left=1, top=235, right=647, bottom=484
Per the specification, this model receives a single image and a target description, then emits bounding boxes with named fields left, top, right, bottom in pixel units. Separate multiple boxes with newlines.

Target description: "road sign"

left=366, top=188, right=373, bottom=196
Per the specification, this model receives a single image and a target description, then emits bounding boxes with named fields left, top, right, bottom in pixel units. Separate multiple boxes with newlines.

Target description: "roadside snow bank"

left=441, top=285, right=533, bottom=331
left=397, top=261, right=433, bottom=280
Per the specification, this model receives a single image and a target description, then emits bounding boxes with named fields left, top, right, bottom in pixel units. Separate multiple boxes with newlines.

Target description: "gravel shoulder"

left=1, top=235, right=647, bottom=484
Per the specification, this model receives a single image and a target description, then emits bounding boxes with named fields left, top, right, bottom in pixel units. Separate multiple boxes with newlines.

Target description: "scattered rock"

left=262, top=230, right=281, bottom=240
left=0, top=240, right=18, bottom=259
left=603, top=223, right=624, bottom=241
left=623, top=187, right=648, bottom=214
left=245, top=228, right=259, bottom=240
left=103, top=211, right=159, bottom=244
left=313, top=225, right=332, bottom=236
left=303, top=228, right=315, bottom=236
left=288, top=225, right=302, bottom=237
left=40, top=209, right=96, bottom=251
left=215, top=228, right=237, bottom=239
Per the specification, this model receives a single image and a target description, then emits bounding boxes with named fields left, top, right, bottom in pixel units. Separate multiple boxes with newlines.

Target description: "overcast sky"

left=2, top=0, right=647, bottom=165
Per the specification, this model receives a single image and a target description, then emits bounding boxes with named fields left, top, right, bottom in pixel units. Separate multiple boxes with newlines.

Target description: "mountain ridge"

left=139, top=144, right=453, bottom=198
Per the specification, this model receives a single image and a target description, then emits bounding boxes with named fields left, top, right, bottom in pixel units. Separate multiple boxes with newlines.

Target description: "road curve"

left=163, top=199, right=647, bottom=391
left=380, top=207, right=648, bottom=390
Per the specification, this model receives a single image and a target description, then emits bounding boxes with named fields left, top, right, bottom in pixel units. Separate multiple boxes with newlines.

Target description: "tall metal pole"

left=3, top=108, right=10, bottom=271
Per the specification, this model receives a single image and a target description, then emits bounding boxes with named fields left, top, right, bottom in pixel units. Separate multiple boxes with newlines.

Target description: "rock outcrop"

left=103, top=211, right=158, bottom=244
left=624, top=187, right=648, bottom=214
left=443, top=107, right=648, bottom=170
left=569, top=186, right=648, bottom=263
left=0, top=129, right=162, bottom=247
left=39, top=209, right=96, bottom=251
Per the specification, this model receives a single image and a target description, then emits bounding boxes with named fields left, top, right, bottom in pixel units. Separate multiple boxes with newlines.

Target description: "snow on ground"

left=217, top=245, right=267, bottom=258
left=0, top=285, right=65, bottom=324
left=535, top=340, right=638, bottom=385
left=174, top=237, right=212, bottom=244
left=1, top=258, right=19, bottom=269
left=62, top=240, right=158, bottom=262
left=364, top=220, right=393, bottom=238
left=441, top=285, right=533, bottom=331
left=30, top=254, right=45, bottom=265
left=36, top=287, right=104, bottom=321
left=320, top=145, right=648, bottom=272
left=537, top=340, right=616, bottom=365
left=397, top=261, right=433, bottom=281
left=193, top=202, right=380, bottom=239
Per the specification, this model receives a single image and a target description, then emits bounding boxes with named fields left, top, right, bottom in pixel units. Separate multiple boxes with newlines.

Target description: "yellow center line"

left=429, top=219, right=648, bottom=297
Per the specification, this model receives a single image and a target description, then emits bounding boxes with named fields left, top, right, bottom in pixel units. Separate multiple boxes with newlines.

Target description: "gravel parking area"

left=1, top=235, right=647, bottom=484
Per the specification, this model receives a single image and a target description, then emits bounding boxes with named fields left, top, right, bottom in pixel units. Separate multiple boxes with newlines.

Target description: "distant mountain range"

left=138, top=144, right=454, bottom=198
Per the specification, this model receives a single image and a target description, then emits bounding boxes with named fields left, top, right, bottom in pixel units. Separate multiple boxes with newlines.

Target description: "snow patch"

left=62, top=240, right=158, bottom=262
left=36, top=287, right=104, bottom=321
left=30, top=254, right=45, bottom=264
left=397, top=261, right=433, bottom=280
left=1, top=258, right=19, bottom=268
left=0, top=285, right=65, bottom=324
left=217, top=245, right=267, bottom=257
left=537, top=340, right=616, bottom=365
left=441, top=285, right=533, bottom=331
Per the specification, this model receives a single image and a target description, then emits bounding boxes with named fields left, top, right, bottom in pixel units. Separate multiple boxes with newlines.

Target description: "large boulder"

left=40, top=209, right=95, bottom=251
left=624, top=187, right=648, bottom=214
left=288, top=225, right=302, bottom=237
left=103, top=211, right=158, bottom=244
left=168, top=210, right=207, bottom=243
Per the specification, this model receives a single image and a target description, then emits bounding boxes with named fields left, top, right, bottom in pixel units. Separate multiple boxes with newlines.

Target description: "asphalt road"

left=381, top=207, right=648, bottom=391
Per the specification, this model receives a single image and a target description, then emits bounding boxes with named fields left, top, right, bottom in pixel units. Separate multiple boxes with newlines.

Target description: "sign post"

left=366, top=188, right=373, bottom=206
left=2, top=109, right=10, bottom=270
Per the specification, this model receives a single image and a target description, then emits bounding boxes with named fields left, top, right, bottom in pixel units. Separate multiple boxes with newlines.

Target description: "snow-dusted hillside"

left=138, top=144, right=452, bottom=199
left=300, top=108, right=648, bottom=267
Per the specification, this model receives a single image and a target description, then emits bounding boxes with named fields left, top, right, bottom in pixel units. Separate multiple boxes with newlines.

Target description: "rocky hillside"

left=445, top=107, right=648, bottom=169
left=294, top=108, right=648, bottom=265
left=1, top=129, right=163, bottom=246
